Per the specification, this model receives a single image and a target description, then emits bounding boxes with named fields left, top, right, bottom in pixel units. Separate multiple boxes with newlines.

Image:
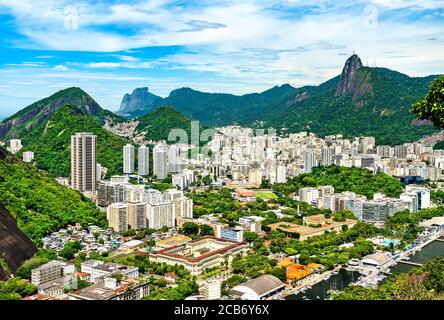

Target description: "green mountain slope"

left=124, top=55, right=438, bottom=145
left=135, top=106, right=201, bottom=142
left=19, top=105, right=128, bottom=177
left=0, top=147, right=106, bottom=246
left=133, top=84, right=296, bottom=125
left=264, top=58, right=438, bottom=144
left=0, top=87, right=125, bottom=140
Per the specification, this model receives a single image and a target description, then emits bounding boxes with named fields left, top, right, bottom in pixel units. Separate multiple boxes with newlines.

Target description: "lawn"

left=256, top=191, right=278, bottom=200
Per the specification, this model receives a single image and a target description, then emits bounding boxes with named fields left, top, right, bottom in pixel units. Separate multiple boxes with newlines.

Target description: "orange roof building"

left=286, top=264, right=314, bottom=280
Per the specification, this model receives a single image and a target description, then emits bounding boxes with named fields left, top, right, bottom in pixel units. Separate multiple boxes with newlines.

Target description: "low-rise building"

left=230, top=275, right=285, bottom=300
left=151, top=237, right=249, bottom=275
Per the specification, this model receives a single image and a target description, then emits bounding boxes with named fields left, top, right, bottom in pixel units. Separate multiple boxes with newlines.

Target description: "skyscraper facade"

left=71, top=132, right=97, bottom=192
left=123, top=144, right=135, bottom=174
left=168, top=145, right=180, bottom=173
left=138, top=145, right=150, bottom=176
left=153, top=144, right=168, bottom=180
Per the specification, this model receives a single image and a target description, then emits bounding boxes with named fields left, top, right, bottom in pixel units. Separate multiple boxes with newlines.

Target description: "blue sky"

left=0, top=0, right=443, bottom=118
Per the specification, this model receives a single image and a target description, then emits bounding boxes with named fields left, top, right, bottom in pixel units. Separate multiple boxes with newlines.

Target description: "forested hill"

left=18, top=105, right=129, bottom=177
left=135, top=106, right=202, bottom=143
left=0, top=146, right=106, bottom=246
left=0, top=87, right=124, bottom=140
left=120, top=54, right=439, bottom=145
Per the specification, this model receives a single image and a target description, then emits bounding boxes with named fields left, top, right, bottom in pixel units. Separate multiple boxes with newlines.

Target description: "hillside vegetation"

left=273, top=166, right=404, bottom=199
left=19, top=105, right=128, bottom=177
left=0, top=147, right=106, bottom=246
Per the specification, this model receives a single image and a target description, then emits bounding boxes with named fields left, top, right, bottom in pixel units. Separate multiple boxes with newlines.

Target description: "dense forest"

left=0, top=147, right=107, bottom=246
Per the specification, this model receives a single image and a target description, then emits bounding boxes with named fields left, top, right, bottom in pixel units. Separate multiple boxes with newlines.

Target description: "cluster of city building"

left=296, top=184, right=431, bottom=222
left=200, top=127, right=444, bottom=186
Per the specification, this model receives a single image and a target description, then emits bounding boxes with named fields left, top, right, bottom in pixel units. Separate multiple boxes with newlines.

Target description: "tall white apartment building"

left=168, top=145, right=180, bottom=173
left=276, top=164, right=287, bottom=183
left=153, top=144, right=168, bottom=180
left=321, top=146, right=333, bottom=166
left=303, top=149, right=317, bottom=173
left=71, top=133, right=97, bottom=192
left=147, top=201, right=175, bottom=229
left=138, top=145, right=150, bottom=176
left=123, top=144, right=135, bottom=174
left=173, top=197, right=193, bottom=220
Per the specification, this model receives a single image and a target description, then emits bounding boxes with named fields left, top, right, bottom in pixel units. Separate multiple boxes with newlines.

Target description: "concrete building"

left=80, top=260, right=138, bottom=283
left=153, top=144, right=168, bottom=180
left=69, top=278, right=149, bottom=300
left=128, top=202, right=147, bottom=230
left=7, top=139, right=22, bottom=154
left=107, top=203, right=128, bottom=233
left=202, top=279, right=221, bottom=300
left=123, top=144, right=135, bottom=174
left=71, top=133, right=97, bottom=192
left=22, top=151, right=34, bottom=163
left=151, top=237, right=249, bottom=275
left=168, top=145, right=180, bottom=173
left=31, top=261, right=65, bottom=286
left=147, top=201, right=175, bottom=229
left=138, top=145, right=150, bottom=176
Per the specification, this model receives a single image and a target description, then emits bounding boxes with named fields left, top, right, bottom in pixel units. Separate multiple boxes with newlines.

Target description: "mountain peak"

left=335, top=54, right=364, bottom=96
left=118, top=87, right=161, bottom=115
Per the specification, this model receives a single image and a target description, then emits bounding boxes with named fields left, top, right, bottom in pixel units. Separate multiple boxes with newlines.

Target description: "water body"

left=286, top=269, right=360, bottom=300
left=389, top=239, right=444, bottom=274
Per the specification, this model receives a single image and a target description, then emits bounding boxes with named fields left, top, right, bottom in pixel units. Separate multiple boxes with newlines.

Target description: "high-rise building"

left=71, top=133, right=97, bottom=192
left=394, top=145, right=408, bottom=159
left=128, top=202, right=147, bottom=230
left=168, top=145, right=180, bottom=173
left=321, top=146, right=332, bottom=166
left=96, top=163, right=102, bottom=181
left=173, top=197, right=193, bottom=220
left=147, top=202, right=175, bottom=229
left=138, top=145, right=150, bottom=176
left=97, top=181, right=127, bottom=207
left=303, top=149, right=316, bottom=173
left=123, top=144, right=135, bottom=174
left=276, top=164, right=287, bottom=183
left=153, top=144, right=168, bottom=180
left=248, top=169, right=262, bottom=186
left=107, top=203, right=128, bottom=233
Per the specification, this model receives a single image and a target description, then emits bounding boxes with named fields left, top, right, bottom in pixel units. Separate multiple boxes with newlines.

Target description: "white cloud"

left=53, top=64, right=68, bottom=71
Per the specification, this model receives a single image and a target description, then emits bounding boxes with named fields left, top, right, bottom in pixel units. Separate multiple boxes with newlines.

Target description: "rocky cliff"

left=118, top=87, right=162, bottom=116
left=0, top=202, right=37, bottom=280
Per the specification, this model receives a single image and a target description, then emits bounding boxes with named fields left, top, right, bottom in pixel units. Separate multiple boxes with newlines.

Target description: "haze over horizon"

left=0, top=0, right=443, bottom=117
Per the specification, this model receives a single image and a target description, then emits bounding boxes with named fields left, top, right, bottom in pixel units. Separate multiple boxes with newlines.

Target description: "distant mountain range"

left=117, top=54, right=440, bottom=145
left=0, top=54, right=440, bottom=150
